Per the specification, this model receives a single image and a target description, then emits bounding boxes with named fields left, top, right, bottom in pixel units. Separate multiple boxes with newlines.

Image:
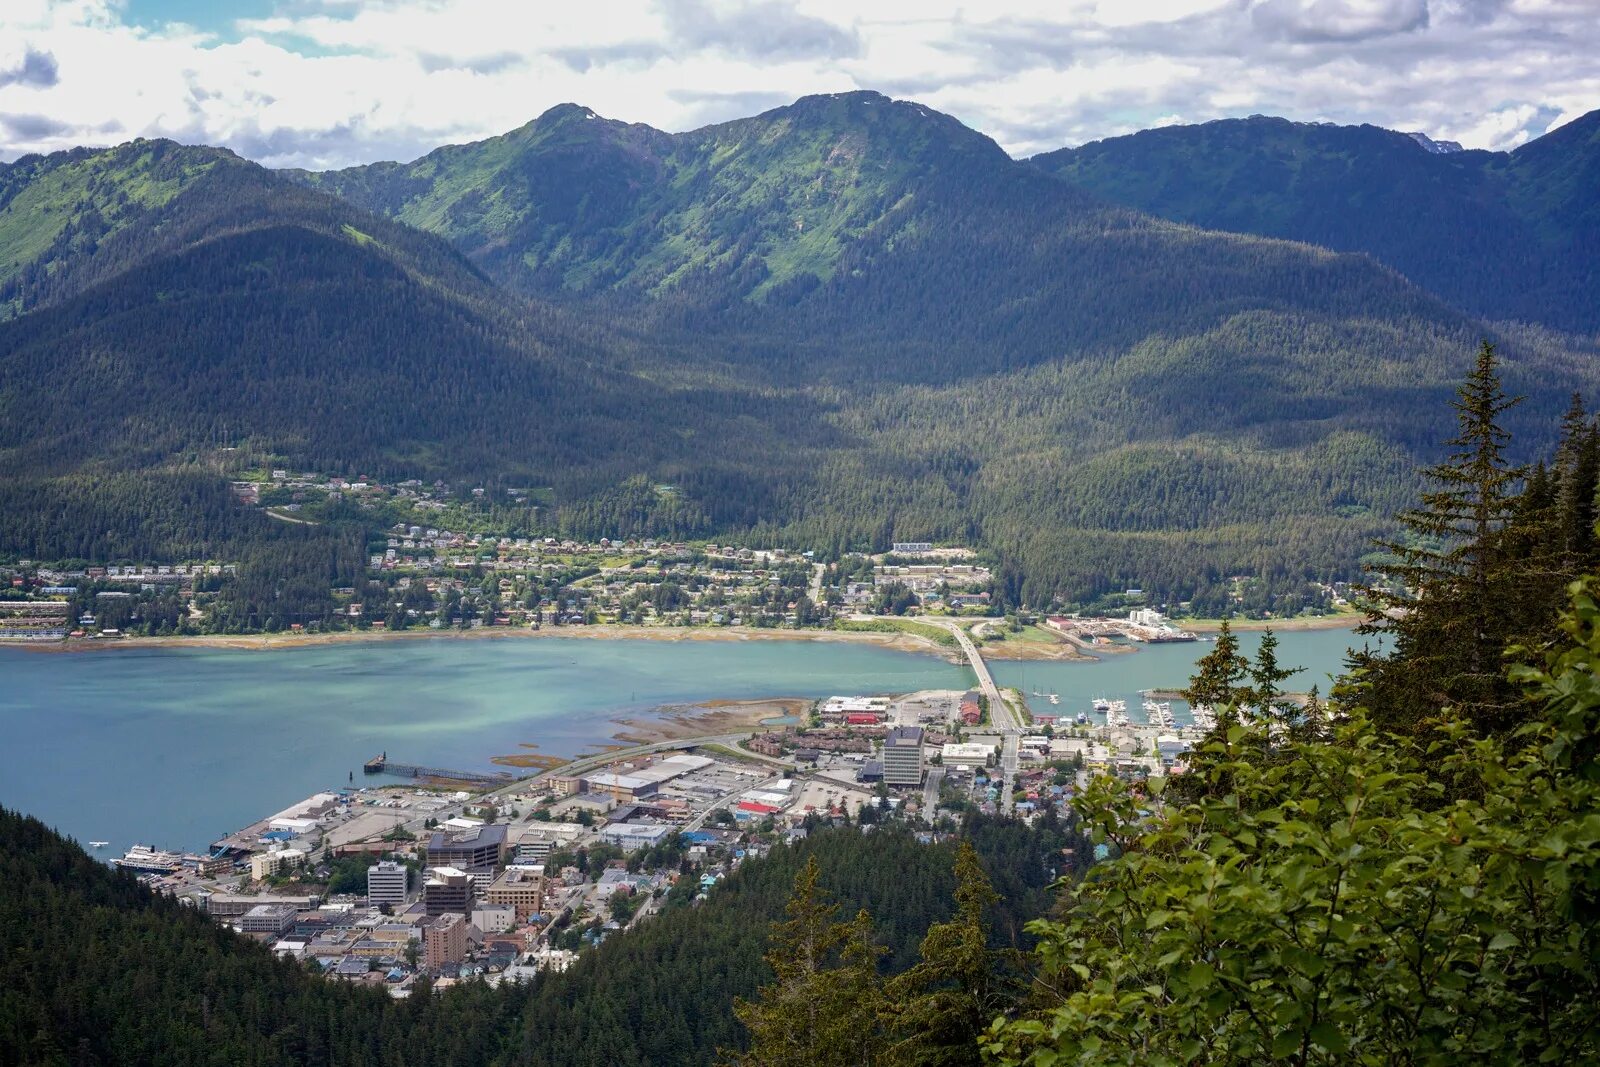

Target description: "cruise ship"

left=112, top=844, right=183, bottom=875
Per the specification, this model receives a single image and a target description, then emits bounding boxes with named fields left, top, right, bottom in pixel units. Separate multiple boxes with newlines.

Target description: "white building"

left=940, top=742, right=994, bottom=767
left=366, top=860, right=409, bottom=909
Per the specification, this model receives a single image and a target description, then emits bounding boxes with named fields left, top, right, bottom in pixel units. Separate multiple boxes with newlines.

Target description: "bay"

left=0, top=626, right=1367, bottom=852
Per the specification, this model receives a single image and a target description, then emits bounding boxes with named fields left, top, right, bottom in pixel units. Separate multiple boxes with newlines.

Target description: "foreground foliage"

left=982, top=580, right=1600, bottom=1065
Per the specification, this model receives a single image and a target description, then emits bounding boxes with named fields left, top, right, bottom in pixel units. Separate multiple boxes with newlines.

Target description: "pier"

left=362, top=754, right=512, bottom=787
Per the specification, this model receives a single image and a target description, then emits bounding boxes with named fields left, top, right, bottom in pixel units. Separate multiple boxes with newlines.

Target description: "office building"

left=423, top=866, right=473, bottom=916
left=882, top=726, right=925, bottom=786
left=366, top=860, right=409, bottom=909
left=423, top=913, right=467, bottom=970
left=484, top=866, right=545, bottom=921
left=426, top=824, right=507, bottom=870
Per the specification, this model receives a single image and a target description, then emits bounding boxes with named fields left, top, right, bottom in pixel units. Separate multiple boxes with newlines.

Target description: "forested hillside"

left=0, top=809, right=1080, bottom=1066
left=2, top=93, right=1596, bottom=606
left=1033, top=110, right=1600, bottom=333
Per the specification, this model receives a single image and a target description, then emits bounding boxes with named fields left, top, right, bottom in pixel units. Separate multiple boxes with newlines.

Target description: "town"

left=0, top=466, right=1349, bottom=642
left=102, top=614, right=1216, bottom=994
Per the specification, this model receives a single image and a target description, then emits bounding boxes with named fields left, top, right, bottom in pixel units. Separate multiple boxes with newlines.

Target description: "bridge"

left=922, top=619, right=1023, bottom=814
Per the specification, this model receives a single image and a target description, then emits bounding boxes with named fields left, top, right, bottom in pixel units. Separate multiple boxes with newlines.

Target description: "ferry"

left=113, top=844, right=183, bottom=875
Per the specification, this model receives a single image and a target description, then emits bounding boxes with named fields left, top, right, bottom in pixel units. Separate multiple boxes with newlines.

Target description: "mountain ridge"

left=1032, top=108, right=1600, bottom=332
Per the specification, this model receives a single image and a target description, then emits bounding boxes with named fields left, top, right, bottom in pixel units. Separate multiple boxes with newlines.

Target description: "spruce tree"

left=883, top=842, right=1017, bottom=1067
left=730, top=856, right=886, bottom=1067
left=1181, top=619, right=1251, bottom=721
left=1355, top=340, right=1526, bottom=734
left=1246, top=627, right=1302, bottom=728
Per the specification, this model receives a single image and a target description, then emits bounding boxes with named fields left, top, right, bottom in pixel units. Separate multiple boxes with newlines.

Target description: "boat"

left=1091, top=696, right=1111, bottom=712
left=89, top=840, right=109, bottom=849
left=1048, top=693, right=1060, bottom=705
left=1075, top=711, right=1089, bottom=726
left=113, top=844, right=183, bottom=874
left=1189, top=704, right=1217, bottom=731
left=1143, top=699, right=1174, bottom=728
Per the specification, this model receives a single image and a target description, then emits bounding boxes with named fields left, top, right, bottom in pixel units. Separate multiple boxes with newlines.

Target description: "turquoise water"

left=0, top=628, right=1367, bottom=852
left=993, top=627, right=1373, bottom=724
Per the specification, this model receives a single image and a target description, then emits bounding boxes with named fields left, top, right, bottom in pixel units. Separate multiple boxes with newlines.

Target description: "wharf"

left=363, top=753, right=511, bottom=788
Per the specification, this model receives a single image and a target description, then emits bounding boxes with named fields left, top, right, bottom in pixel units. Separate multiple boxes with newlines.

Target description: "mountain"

left=292, top=92, right=1486, bottom=386
left=1031, top=111, right=1600, bottom=333
left=2, top=94, right=1596, bottom=605
left=0, top=140, right=824, bottom=564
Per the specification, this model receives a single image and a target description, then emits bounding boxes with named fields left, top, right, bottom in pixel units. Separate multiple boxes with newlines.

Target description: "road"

left=918, top=618, right=1022, bottom=814
left=921, top=765, right=944, bottom=824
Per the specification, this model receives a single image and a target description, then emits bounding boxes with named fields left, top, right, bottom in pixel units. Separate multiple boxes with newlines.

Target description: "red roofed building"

left=845, top=712, right=881, bottom=726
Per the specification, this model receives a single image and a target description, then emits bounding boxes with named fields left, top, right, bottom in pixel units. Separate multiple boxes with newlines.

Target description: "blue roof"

left=261, top=830, right=295, bottom=841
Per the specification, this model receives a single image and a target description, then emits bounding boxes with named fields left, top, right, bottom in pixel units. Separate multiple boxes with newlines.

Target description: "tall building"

left=423, top=866, right=473, bottom=916
left=484, top=866, right=545, bottom=921
left=423, top=912, right=466, bottom=970
left=882, top=725, right=925, bottom=786
left=366, top=860, right=409, bottom=909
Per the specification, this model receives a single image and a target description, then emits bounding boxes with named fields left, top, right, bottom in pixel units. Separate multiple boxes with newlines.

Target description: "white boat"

left=1143, top=699, right=1174, bottom=727
left=113, top=844, right=183, bottom=874
left=1048, top=693, right=1060, bottom=705
left=1091, top=696, right=1111, bottom=712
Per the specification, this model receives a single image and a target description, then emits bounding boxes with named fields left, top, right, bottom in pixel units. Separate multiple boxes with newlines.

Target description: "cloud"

left=662, top=0, right=861, bottom=62
left=0, top=112, right=74, bottom=139
left=1250, top=0, right=1431, bottom=42
left=0, top=47, right=59, bottom=88
left=0, top=0, right=1594, bottom=166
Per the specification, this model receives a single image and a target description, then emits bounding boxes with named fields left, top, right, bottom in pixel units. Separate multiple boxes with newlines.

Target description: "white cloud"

left=0, top=0, right=1593, bottom=167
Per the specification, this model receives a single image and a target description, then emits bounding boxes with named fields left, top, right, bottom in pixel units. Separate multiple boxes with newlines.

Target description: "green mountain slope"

left=3, top=95, right=1596, bottom=605
left=292, top=92, right=1486, bottom=386
left=1032, top=111, right=1600, bottom=333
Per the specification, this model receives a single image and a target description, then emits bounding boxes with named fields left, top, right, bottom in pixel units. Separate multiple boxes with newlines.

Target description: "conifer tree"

left=883, top=842, right=1017, bottom=1067
left=1181, top=618, right=1251, bottom=720
left=730, top=856, right=886, bottom=1067
left=1246, top=627, right=1301, bottom=727
left=1355, top=340, right=1526, bottom=734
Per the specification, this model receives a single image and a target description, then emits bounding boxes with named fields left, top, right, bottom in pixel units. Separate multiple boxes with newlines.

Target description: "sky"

left=1, top=0, right=1596, bottom=169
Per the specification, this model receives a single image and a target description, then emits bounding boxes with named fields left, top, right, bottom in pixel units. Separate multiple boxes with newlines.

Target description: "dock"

left=362, top=753, right=512, bottom=788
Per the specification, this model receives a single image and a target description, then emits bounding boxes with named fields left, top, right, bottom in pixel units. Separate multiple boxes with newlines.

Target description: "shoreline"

left=1181, top=614, right=1362, bottom=634
left=2, top=613, right=1363, bottom=658
left=5, top=623, right=956, bottom=657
